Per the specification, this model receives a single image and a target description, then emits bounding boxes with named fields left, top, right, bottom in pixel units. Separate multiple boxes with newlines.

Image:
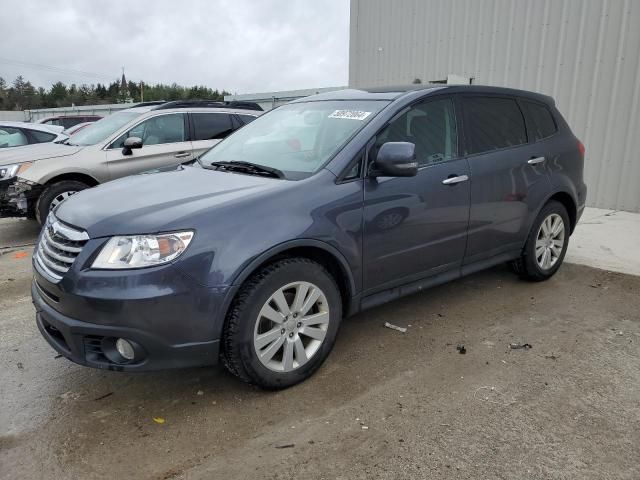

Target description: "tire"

left=511, top=200, right=570, bottom=281
left=221, top=258, right=342, bottom=389
left=35, top=180, right=89, bottom=225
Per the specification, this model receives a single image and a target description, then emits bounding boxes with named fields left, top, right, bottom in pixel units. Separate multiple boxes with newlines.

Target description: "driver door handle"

left=527, top=156, right=545, bottom=165
left=442, top=174, right=469, bottom=185
left=174, top=152, right=191, bottom=158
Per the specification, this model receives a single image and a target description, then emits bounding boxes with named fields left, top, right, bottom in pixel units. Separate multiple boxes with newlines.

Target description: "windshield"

left=68, top=111, right=141, bottom=146
left=199, top=100, right=389, bottom=179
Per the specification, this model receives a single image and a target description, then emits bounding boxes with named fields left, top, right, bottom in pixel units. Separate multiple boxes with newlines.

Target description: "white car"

left=0, top=122, right=67, bottom=148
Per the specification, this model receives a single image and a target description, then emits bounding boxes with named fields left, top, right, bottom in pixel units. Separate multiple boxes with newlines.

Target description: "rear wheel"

left=511, top=200, right=570, bottom=281
left=35, top=180, right=89, bottom=224
left=221, top=258, right=342, bottom=389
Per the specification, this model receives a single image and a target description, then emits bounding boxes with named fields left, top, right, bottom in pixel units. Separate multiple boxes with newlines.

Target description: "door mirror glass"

left=372, top=142, right=418, bottom=177
left=122, top=136, right=142, bottom=155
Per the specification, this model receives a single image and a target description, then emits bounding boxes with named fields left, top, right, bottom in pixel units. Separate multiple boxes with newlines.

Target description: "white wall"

left=350, top=0, right=640, bottom=212
left=0, top=111, right=27, bottom=121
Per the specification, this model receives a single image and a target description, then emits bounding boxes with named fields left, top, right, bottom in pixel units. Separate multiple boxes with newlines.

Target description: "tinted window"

left=113, top=113, right=186, bottom=147
left=237, top=114, right=258, bottom=125
left=463, top=97, right=527, bottom=154
left=0, top=127, right=28, bottom=147
left=29, top=129, right=57, bottom=143
left=192, top=113, right=233, bottom=140
left=523, top=101, right=557, bottom=141
left=375, top=98, right=457, bottom=166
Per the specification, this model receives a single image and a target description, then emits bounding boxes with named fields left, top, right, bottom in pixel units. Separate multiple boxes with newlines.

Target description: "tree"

left=0, top=74, right=232, bottom=110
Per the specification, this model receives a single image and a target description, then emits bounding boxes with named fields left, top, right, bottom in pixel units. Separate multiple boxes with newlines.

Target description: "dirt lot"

left=1, top=219, right=639, bottom=479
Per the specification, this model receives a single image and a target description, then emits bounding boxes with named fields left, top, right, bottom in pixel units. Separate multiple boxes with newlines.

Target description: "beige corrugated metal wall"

left=349, top=0, right=640, bottom=212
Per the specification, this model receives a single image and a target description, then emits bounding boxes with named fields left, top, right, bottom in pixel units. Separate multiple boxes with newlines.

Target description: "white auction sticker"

left=328, top=110, right=372, bottom=121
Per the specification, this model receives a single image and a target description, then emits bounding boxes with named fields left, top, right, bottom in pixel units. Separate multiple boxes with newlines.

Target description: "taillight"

left=577, top=140, right=585, bottom=157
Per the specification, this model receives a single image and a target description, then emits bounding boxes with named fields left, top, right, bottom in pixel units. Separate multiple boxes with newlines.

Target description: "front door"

left=363, top=97, right=470, bottom=292
left=106, top=112, right=193, bottom=180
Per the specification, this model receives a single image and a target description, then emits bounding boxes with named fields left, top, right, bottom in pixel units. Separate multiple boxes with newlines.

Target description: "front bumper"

left=32, top=256, right=230, bottom=371
left=0, top=177, right=41, bottom=217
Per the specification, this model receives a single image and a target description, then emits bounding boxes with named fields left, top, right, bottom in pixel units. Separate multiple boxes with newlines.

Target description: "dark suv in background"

left=32, top=85, right=586, bottom=389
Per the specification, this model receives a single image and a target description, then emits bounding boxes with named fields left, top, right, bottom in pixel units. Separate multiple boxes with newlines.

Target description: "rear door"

left=362, top=96, right=470, bottom=291
left=105, top=112, right=193, bottom=180
left=461, top=95, right=552, bottom=265
left=190, top=112, right=236, bottom=157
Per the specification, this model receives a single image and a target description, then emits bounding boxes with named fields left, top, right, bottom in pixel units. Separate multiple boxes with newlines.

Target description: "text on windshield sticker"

left=328, top=110, right=372, bottom=121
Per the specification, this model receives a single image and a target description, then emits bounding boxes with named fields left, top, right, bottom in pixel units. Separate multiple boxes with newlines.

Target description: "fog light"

left=115, top=338, right=135, bottom=360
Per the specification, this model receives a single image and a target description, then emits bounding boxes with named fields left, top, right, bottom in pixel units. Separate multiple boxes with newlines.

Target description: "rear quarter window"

left=523, top=101, right=557, bottom=141
left=237, top=114, right=258, bottom=125
left=29, top=130, right=57, bottom=143
left=462, top=96, right=527, bottom=155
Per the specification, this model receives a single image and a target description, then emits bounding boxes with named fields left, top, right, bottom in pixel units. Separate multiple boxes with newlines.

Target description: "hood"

left=0, top=142, right=84, bottom=166
left=55, top=165, right=282, bottom=238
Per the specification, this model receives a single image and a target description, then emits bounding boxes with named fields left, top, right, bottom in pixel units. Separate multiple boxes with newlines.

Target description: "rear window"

left=463, top=97, right=527, bottom=155
left=192, top=113, right=234, bottom=140
left=523, top=101, right=557, bottom=141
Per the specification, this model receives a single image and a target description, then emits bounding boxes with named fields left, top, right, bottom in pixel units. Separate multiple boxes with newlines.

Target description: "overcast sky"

left=1, top=0, right=349, bottom=93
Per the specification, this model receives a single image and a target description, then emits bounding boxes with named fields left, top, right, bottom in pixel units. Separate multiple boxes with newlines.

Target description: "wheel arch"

left=227, top=239, right=358, bottom=319
left=44, top=172, right=100, bottom=187
left=545, top=190, right=578, bottom=234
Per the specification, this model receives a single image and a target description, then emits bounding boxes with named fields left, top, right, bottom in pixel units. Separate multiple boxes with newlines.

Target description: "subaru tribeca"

left=32, top=85, right=586, bottom=389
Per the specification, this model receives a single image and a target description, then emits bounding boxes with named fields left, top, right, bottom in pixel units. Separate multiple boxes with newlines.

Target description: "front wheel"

left=35, top=180, right=89, bottom=224
left=511, top=200, right=570, bottom=281
left=221, top=258, right=342, bottom=389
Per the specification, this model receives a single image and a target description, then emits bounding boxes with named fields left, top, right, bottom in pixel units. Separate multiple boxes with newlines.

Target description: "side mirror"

left=371, top=142, right=418, bottom=177
left=122, top=136, right=143, bottom=156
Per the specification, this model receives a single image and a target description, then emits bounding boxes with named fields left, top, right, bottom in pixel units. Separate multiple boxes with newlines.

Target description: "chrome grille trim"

left=43, top=229, right=83, bottom=253
left=35, top=216, right=89, bottom=282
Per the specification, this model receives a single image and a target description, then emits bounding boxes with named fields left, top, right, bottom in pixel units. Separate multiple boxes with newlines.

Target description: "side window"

left=463, top=97, right=527, bottom=154
left=0, top=127, right=29, bottom=147
left=374, top=98, right=457, bottom=167
left=523, top=101, right=557, bottom=141
left=237, top=114, right=258, bottom=125
left=29, top=130, right=56, bottom=143
left=192, top=113, right=234, bottom=140
left=112, top=113, right=186, bottom=148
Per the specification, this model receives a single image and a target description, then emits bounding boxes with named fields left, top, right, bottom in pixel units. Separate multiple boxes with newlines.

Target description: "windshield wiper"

left=207, top=161, right=285, bottom=179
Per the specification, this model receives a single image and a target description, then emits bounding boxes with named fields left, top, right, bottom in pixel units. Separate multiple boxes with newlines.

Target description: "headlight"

left=92, top=231, right=194, bottom=269
left=0, top=162, right=32, bottom=179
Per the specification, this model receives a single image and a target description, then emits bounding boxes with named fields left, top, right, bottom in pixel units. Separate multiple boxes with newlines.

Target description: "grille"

left=35, top=216, right=89, bottom=281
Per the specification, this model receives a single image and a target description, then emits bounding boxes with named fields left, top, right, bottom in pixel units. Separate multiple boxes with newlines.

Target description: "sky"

left=0, top=0, right=350, bottom=94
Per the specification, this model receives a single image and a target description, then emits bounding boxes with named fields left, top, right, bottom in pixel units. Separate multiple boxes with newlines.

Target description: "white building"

left=349, top=0, right=640, bottom=212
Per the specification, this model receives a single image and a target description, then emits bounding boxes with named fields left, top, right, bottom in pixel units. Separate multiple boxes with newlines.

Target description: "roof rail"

left=152, top=99, right=263, bottom=112
left=132, top=100, right=168, bottom=108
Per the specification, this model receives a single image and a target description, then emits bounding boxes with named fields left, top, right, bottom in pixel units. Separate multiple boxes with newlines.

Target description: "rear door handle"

left=442, top=174, right=469, bottom=185
left=174, top=152, right=191, bottom=158
left=527, top=156, right=545, bottom=165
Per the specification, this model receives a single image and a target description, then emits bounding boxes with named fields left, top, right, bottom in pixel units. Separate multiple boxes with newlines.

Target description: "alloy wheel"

left=50, top=191, right=77, bottom=211
left=253, top=281, right=330, bottom=372
left=535, top=213, right=565, bottom=270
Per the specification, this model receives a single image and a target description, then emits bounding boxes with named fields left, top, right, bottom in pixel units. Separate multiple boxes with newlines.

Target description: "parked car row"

left=27, top=85, right=587, bottom=389
left=37, top=115, right=102, bottom=129
left=0, top=100, right=261, bottom=221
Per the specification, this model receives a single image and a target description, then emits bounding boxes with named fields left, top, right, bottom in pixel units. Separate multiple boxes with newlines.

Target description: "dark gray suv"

left=32, top=85, right=586, bottom=389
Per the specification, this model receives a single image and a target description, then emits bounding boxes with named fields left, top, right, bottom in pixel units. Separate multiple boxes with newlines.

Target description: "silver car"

left=0, top=101, right=261, bottom=223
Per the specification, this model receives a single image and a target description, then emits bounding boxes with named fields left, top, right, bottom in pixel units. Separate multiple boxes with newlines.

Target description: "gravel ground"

left=0, top=219, right=639, bottom=479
